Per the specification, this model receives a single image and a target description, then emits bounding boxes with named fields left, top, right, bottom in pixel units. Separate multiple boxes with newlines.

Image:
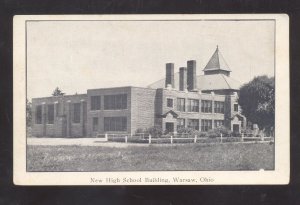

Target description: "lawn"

left=27, top=143, right=274, bottom=171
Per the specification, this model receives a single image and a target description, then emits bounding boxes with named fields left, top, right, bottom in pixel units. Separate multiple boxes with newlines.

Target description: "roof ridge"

left=217, top=49, right=231, bottom=71
left=220, top=74, right=231, bottom=89
left=203, top=46, right=231, bottom=72
left=215, top=48, right=220, bottom=69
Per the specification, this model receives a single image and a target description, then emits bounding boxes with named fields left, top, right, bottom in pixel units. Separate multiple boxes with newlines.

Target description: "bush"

left=177, top=127, right=195, bottom=134
left=147, top=126, right=163, bottom=137
left=177, top=127, right=207, bottom=138
left=207, top=130, right=218, bottom=138
left=241, top=128, right=254, bottom=137
left=26, top=127, right=32, bottom=137
left=163, top=132, right=173, bottom=137
left=216, top=126, right=232, bottom=135
left=207, top=126, right=232, bottom=138
left=173, top=138, right=194, bottom=143
left=198, top=132, right=208, bottom=137
left=135, top=126, right=163, bottom=137
left=135, top=128, right=146, bottom=134
left=128, top=137, right=149, bottom=144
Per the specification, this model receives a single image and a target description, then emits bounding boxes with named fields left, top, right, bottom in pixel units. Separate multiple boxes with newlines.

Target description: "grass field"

left=27, top=143, right=274, bottom=171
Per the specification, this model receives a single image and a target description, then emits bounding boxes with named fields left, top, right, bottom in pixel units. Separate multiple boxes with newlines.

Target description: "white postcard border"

left=13, top=14, right=289, bottom=185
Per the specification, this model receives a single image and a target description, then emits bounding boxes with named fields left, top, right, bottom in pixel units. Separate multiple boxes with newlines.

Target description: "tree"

left=52, top=87, right=65, bottom=96
left=26, top=98, right=32, bottom=127
left=238, top=75, right=275, bottom=133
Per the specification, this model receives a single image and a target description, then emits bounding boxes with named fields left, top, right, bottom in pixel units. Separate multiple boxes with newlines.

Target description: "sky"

left=27, top=20, right=275, bottom=99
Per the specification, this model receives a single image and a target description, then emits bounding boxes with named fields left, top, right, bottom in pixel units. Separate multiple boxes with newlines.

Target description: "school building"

left=31, top=47, right=247, bottom=137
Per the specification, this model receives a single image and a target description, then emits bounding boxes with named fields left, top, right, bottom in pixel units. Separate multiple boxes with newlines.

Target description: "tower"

left=203, top=46, right=232, bottom=76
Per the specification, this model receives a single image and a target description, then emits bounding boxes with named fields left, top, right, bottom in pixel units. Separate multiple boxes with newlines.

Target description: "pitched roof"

left=159, top=110, right=179, bottom=118
left=203, top=46, right=231, bottom=72
left=231, top=113, right=246, bottom=120
left=147, top=73, right=241, bottom=91
left=198, top=74, right=240, bottom=90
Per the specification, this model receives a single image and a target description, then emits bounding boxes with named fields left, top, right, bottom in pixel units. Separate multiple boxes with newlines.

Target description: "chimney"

left=179, top=67, right=187, bottom=91
left=187, top=60, right=197, bottom=91
left=165, top=63, right=174, bottom=88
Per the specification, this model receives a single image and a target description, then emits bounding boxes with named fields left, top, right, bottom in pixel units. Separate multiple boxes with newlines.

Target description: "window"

left=177, top=98, right=185, bottom=112
left=187, top=99, right=199, bottom=112
left=92, top=117, right=98, bottom=132
left=214, top=101, right=225, bottom=113
left=91, top=96, right=101, bottom=110
left=104, top=94, right=127, bottom=110
left=83, top=101, right=87, bottom=122
left=201, top=100, right=212, bottom=113
left=177, top=118, right=185, bottom=130
left=166, top=122, right=174, bottom=133
left=234, top=104, right=239, bottom=112
left=214, top=120, right=224, bottom=128
left=35, top=105, right=42, bottom=124
left=47, top=104, right=54, bottom=124
left=201, top=119, right=212, bottom=131
left=167, top=98, right=173, bottom=108
left=104, top=117, right=127, bottom=132
left=55, top=103, right=60, bottom=117
left=187, top=119, right=199, bottom=130
left=73, top=103, right=81, bottom=123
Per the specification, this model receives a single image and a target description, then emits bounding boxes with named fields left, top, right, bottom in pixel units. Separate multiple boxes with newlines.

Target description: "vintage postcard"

left=13, top=14, right=289, bottom=185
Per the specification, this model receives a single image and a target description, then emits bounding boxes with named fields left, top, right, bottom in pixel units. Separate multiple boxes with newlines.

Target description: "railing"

left=95, top=132, right=274, bottom=144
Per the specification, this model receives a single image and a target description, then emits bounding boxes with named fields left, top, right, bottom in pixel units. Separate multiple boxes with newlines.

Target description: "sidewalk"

left=27, top=137, right=149, bottom=147
left=27, top=137, right=272, bottom=147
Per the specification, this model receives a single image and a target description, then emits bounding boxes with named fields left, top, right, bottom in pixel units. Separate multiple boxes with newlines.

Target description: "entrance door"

left=233, top=124, right=240, bottom=133
left=165, top=122, right=174, bottom=133
left=61, top=116, right=67, bottom=137
left=92, top=117, right=99, bottom=136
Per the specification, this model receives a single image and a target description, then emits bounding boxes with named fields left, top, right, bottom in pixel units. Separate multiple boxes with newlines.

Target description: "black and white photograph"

left=13, top=14, right=289, bottom=185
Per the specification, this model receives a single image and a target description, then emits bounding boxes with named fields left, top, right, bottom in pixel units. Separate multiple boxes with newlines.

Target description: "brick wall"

left=154, top=89, right=164, bottom=128
left=158, top=88, right=233, bottom=132
left=130, top=87, right=156, bottom=134
left=31, top=86, right=244, bottom=137
left=31, top=124, right=43, bottom=137
left=87, top=87, right=132, bottom=136
left=31, top=94, right=87, bottom=137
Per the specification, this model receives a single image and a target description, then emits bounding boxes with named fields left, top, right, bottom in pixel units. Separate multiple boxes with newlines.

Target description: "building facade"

left=31, top=47, right=247, bottom=137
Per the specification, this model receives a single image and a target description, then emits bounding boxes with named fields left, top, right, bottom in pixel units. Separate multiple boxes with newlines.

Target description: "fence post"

left=125, top=135, right=128, bottom=143
left=194, top=135, right=197, bottom=143
left=220, top=133, right=223, bottom=143
left=149, top=134, right=151, bottom=144
left=241, top=133, right=244, bottom=142
left=171, top=135, right=173, bottom=144
left=261, top=133, right=264, bottom=142
left=105, top=133, right=108, bottom=141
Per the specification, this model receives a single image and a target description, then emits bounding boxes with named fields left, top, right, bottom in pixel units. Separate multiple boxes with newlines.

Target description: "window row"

left=91, top=94, right=127, bottom=110
left=104, top=117, right=127, bottom=132
left=35, top=103, right=81, bottom=124
left=170, top=98, right=226, bottom=113
left=214, top=101, right=225, bottom=113
left=176, top=118, right=224, bottom=132
left=93, top=117, right=128, bottom=132
left=35, top=104, right=59, bottom=124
